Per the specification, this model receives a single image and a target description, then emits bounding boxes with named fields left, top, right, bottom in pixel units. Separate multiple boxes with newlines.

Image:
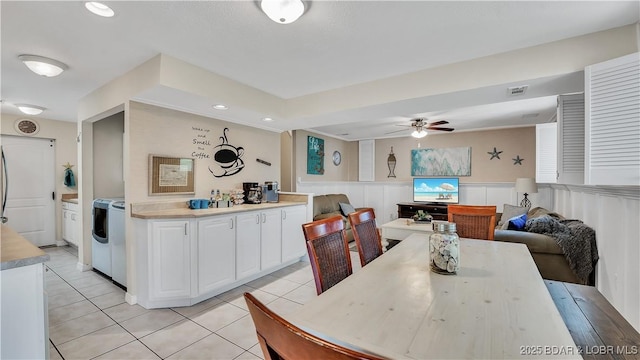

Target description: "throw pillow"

left=506, top=213, right=527, bottom=231
left=339, top=202, right=356, bottom=216
left=499, top=204, right=529, bottom=226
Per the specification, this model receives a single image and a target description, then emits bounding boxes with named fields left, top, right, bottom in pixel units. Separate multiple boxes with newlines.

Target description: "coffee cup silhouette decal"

left=209, top=128, right=245, bottom=178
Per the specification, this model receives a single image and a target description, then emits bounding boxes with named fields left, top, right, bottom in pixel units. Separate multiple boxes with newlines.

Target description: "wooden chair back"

left=348, top=208, right=383, bottom=267
left=244, top=292, right=386, bottom=360
left=447, top=205, right=497, bottom=240
left=302, top=216, right=353, bottom=295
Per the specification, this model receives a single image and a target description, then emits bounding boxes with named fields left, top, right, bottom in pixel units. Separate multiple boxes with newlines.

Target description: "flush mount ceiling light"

left=18, top=55, right=68, bottom=77
left=85, top=2, right=115, bottom=17
left=213, top=104, right=228, bottom=110
left=262, top=117, right=274, bottom=122
left=15, top=104, right=46, bottom=115
left=261, top=0, right=305, bottom=24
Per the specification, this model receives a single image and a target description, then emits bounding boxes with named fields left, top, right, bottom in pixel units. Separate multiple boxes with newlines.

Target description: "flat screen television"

left=413, top=177, right=460, bottom=204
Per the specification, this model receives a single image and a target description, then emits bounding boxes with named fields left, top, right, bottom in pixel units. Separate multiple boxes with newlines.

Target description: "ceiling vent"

left=507, top=85, right=528, bottom=96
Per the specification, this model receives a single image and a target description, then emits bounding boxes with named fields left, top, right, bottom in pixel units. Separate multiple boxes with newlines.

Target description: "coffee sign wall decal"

left=209, top=127, right=245, bottom=178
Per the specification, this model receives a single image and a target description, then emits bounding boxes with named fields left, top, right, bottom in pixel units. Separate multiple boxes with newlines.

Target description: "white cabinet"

left=150, top=220, right=191, bottom=300
left=197, top=215, right=236, bottom=294
left=236, top=212, right=262, bottom=279
left=260, top=209, right=282, bottom=270
left=281, top=205, right=307, bottom=262
left=62, top=202, right=78, bottom=246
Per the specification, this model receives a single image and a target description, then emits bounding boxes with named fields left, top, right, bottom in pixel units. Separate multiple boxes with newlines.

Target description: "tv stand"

left=397, top=203, right=448, bottom=221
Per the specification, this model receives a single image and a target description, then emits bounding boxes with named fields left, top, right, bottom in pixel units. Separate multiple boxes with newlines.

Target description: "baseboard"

left=56, top=240, right=67, bottom=246
left=76, top=262, right=92, bottom=272
left=125, top=293, right=137, bottom=305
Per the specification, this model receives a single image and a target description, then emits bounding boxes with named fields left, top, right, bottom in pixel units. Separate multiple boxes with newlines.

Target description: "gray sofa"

left=494, top=209, right=595, bottom=285
left=312, top=194, right=365, bottom=243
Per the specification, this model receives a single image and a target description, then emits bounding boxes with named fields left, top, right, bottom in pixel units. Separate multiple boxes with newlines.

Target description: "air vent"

left=507, top=85, right=528, bottom=96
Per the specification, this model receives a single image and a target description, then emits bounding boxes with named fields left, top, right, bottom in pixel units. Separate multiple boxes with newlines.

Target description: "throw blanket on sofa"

left=525, top=214, right=598, bottom=285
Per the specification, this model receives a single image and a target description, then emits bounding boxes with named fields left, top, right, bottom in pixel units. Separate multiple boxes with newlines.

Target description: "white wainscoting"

left=297, top=180, right=639, bottom=331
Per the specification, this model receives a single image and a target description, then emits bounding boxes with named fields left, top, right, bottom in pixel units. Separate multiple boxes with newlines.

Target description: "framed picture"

left=307, top=135, right=325, bottom=175
left=411, top=147, right=471, bottom=176
left=149, top=155, right=195, bottom=195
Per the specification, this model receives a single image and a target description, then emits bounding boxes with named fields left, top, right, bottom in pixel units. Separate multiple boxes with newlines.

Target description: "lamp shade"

left=411, top=129, right=427, bottom=138
left=515, top=178, right=538, bottom=194
left=261, top=0, right=304, bottom=24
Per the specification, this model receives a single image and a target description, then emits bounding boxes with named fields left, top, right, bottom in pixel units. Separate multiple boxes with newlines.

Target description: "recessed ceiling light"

left=262, top=117, right=274, bottom=122
left=213, top=104, right=228, bottom=110
left=85, top=2, right=115, bottom=17
left=15, top=104, right=45, bottom=115
left=18, top=55, right=68, bottom=77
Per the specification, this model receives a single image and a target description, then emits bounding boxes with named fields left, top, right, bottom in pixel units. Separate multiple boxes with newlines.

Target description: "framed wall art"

left=149, top=155, right=195, bottom=195
left=307, top=135, right=325, bottom=175
left=411, top=147, right=471, bottom=176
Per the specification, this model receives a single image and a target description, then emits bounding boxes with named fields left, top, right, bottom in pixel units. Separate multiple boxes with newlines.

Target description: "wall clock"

left=14, top=118, right=40, bottom=136
left=332, top=150, right=342, bottom=166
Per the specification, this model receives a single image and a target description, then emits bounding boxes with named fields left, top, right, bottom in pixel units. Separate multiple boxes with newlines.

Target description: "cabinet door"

left=281, top=206, right=307, bottom=262
left=70, top=211, right=78, bottom=246
left=260, top=209, right=282, bottom=270
left=197, top=216, right=236, bottom=294
left=62, top=209, right=69, bottom=241
left=236, top=212, right=261, bottom=279
left=150, top=221, right=191, bottom=299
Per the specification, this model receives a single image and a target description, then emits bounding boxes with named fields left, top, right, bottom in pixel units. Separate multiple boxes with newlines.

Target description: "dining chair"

left=348, top=208, right=383, bottom=267
left=244, top=292, right=386, bottom=360
left=447, top=204, right=497, bottom=240
left=302, top=215, right=353, bottom=295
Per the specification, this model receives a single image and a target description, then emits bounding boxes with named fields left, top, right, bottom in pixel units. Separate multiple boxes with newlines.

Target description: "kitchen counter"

left=131, top=201, right=307, bottom=219
left=1, top=225, right=50, bottom=270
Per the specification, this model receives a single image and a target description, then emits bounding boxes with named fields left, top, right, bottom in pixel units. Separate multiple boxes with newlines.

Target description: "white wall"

left=298, top=180, right=639, bottom=332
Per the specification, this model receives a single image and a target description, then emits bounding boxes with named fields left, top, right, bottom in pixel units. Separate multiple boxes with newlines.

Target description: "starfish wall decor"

left=488, top=147, right=503, bottom=160
left=513, top=155, right=524, bottom=165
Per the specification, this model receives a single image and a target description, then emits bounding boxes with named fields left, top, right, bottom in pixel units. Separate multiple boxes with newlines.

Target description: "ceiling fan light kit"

left=18, top=54, right=68, bottom=77
left=261, top=0, right=305, bottom=24
left=412, top=130, right=427, bottom=138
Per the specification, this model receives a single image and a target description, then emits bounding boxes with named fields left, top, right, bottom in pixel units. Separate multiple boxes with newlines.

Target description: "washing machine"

left=92, top=199, right=113, bottom=276
left=109, top=200, right=126, bottom=288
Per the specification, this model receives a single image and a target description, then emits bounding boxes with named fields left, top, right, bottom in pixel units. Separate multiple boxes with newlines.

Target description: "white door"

left=1, top=136, right=56, bottom=247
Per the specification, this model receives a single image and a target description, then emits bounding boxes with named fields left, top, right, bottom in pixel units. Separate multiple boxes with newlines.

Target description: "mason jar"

left=429, top=222, right=460, bottom=274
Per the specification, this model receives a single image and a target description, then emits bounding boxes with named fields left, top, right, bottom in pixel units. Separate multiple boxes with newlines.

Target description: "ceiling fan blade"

left=385, top=128, right=412, bottom=135
left=428, top=127, right=455, bottom=132
left=428, top=120, right=449, bottom=126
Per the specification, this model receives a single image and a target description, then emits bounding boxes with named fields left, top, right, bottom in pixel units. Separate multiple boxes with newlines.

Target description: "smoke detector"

left=507, top=85, right=528, bottom=96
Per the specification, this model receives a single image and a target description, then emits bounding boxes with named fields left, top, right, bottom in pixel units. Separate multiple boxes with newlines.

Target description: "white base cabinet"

left=134, top=204, right=308, bottom=309
left=62, top=202, right=79, bottom=246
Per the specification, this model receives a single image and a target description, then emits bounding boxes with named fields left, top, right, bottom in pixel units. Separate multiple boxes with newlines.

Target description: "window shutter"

left=585, top=52, right=640, bottom=185
left=536, top=123, right=557, bottom=183
left=557, top=93, right=585, bottom=185
left=358, top=140, right=375, bottom=181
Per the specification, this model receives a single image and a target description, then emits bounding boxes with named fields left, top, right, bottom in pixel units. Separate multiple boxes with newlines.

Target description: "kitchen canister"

left=429, top=222, right=460, bottom=274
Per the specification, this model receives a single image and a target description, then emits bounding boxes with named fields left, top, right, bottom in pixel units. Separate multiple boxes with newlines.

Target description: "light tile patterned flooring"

left=44, top=246, right=362, bottom=360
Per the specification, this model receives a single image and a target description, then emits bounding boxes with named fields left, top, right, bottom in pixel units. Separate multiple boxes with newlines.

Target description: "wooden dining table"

left=286, top=233, right=581, bottom=359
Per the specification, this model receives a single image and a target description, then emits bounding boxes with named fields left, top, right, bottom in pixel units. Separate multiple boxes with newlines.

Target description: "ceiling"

left=1, top=1, right=638, bottom=140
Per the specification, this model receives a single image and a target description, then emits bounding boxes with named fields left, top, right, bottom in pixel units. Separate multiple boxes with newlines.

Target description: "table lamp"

left=515, top=178, right=538, bottom=208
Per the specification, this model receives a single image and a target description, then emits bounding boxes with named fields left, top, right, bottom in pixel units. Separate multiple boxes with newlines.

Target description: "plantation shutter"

left=536, top=123, right=557, bottom=184
left=557, top=93, right=585, bottom=185
left=585, top=52, right=640, bottom=185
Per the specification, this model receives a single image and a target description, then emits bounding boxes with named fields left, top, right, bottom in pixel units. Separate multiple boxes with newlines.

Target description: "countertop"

left=1, top=225, right=50, bottom=270
left=131, top=201, right=307, bottom=219
left=62, top=193, right=78, bottom=204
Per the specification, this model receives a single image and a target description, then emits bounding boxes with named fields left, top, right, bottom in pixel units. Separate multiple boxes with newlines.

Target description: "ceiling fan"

left=387, top=118, right=455, bottom=138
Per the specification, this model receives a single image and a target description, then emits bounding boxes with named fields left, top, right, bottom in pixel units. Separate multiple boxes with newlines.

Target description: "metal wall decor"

left=513, top=155, right=524, bottom=165
left=387, top=146, right=396, bottom=178
left=487, top=147, right=503, bottom=160
left=209, top=128, right=245, bottom=178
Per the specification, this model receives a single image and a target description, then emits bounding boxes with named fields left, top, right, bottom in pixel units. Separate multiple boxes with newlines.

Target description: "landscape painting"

left=411, top=147, right=471, bottom=176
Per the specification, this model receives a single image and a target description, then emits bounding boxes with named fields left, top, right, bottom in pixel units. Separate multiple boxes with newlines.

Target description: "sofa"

left=493, top=207, right=597, bottom=286
left=312, top=194, right=365, bottom=243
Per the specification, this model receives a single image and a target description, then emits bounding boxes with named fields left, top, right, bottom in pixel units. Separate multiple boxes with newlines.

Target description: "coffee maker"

left=262, top=181, right=279, bottom=203
left=242, top=182, right=260, bottom=204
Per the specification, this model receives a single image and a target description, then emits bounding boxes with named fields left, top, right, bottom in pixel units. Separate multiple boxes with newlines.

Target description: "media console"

left=397, top=202, right=448, bottom=221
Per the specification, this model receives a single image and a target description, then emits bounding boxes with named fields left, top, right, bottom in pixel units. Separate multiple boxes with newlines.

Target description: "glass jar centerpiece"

left=429, top=222, right=460, bottom=274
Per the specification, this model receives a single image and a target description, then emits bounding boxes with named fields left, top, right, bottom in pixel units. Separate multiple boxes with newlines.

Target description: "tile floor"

left=44, top=246, right=362, bottom=360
